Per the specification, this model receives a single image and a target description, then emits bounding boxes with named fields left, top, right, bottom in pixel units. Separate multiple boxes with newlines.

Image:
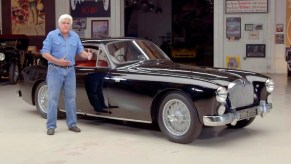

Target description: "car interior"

left=75, top=46, right=109, bottom=68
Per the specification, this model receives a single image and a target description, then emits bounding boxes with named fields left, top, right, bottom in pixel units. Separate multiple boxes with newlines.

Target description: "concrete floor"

left=0, top=74, right=291, bottom=164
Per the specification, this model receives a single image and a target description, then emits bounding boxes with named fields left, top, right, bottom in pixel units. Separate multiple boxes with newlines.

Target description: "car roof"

left=81, top=37, right=146, bottom=45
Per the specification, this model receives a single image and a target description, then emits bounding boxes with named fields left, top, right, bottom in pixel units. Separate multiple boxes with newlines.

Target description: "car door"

left=74, top=45, right=111, bottom=115
left=104, top=43, right=153, bottom=123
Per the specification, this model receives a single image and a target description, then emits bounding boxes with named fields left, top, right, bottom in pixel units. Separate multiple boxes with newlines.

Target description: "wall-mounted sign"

left=70, top=0, right=110, bottom=17
left=226, top=17, right=241, bottom=40
left=225, top=0, right=268, bottom=14
left=246, top=44, right=266, bottom=58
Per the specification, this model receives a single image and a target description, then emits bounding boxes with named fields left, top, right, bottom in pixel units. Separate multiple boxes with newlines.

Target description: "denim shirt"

left=40, top=29, right=84, bottom=66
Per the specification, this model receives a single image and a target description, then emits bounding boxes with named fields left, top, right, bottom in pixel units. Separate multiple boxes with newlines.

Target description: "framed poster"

left=226, top=17, right=241, bottom=39
left=275, top=34, right=284, bottom=44
left=91, top=20, right=109, bottom=38
left=11, top=0, right=46, bottom=36
left=246, top=44, right=266, bottom=58
left=73, top=18, right=86, bottom=29
left=2, top=0, right=55, bottom=49
left=226, top=56, right=240, bottom=69
left=225, top=0, right=268, bottom=13
left=245, top=24, right=253, bottom=31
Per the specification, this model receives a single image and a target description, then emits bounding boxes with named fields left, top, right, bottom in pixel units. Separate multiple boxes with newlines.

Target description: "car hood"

left=119, top=60, right=268, bottom=87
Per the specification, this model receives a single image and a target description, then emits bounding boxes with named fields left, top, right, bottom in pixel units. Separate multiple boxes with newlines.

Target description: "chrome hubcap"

left=162, top=99, right=191, bottom=136
left=38, top=84, right=48, bottom=113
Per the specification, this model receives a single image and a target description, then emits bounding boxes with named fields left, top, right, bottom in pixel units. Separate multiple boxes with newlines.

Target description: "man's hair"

left=58, top=14, right=73, bottom=26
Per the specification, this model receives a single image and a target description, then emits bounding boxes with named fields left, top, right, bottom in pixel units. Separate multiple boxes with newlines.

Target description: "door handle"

left=111, top=77, right=127, bottom=82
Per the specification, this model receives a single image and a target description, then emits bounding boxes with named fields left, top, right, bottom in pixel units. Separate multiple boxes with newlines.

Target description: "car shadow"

left=80, top=115, right=266, bottom=145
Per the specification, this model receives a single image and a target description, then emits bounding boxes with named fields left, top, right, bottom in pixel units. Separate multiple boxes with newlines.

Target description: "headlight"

left=266, top=79, right=274, bottom=93
left=216, top=87, right=228, bottom=103
left=217, top=105, right=226, bottom=115
left=0, top=53, right=5, bottom=61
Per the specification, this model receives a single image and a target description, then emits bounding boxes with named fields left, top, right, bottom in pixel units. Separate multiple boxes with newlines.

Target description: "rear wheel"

left=158, top=92, right=202, bottom=144
left=226, top=117, right=256, bottom=129
left=9, top=63, right=19, bottom=85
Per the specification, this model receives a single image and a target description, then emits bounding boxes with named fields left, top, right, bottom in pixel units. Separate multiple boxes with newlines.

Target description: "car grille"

left=228, top=79, right=254, bottom=108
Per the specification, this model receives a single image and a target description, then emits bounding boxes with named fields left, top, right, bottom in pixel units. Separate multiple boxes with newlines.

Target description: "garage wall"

left=215, top=0, right=286, bottom=74
left=274, top=0, right=287, bottom=74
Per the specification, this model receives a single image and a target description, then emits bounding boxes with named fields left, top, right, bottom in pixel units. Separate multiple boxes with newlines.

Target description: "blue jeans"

left=46, top=65, right=77, bottom=129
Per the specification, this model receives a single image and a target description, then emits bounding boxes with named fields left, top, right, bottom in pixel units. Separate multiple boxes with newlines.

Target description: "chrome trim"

left=74, top=111, right=152, bottom=124
left=203, top=101, right=272, bottom=126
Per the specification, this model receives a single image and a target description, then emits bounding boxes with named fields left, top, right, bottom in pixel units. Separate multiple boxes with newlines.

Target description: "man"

left=40, top=14, right=92, bottom=135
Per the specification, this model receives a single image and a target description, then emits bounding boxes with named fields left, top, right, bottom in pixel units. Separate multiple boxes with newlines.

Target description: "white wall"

left=215, top=0, right=286, bottom=74
left=274, top=0, right=287, bottom=74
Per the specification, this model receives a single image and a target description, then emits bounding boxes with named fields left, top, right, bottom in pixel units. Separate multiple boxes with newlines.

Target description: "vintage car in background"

left=18, top=38, right=274, bottom=144
left=0, top=35, right=29, bottom=84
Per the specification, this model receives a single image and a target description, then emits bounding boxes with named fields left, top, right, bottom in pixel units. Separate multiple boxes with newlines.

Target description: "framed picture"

left=254, top=24, right=263, bottom=30
left=73, top=18, right=86, bottom=29
left=226, top=17, right=241, bottom=40
left=276, top=24, right=284, bottom=32
left=91, top=20, right=109, bottom=38
left=245, top=24, right=253, bottom=31
left=275, top=34, right=284, bottom=44
left=246, top=44, right=266, bottom=58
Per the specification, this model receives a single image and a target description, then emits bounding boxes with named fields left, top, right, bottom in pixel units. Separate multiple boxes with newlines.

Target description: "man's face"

left=59, top=18, right=71, bottom=34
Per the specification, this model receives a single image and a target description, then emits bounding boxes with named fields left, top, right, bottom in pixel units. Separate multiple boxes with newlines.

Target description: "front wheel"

left=9, top=63, right=19, bottom=85
left=226, top=117, right=256, bottom=129
left=158, top=92, right=202, bottom=144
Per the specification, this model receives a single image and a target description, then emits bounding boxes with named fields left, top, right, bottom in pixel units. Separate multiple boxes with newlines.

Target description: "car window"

left=108, top=41, right=145, bottom=64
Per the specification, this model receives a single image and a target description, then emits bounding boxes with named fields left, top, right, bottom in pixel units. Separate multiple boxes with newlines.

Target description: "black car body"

left=0, top=35, right=29, bottom=84
left=18, top=38, right=274, bottom=144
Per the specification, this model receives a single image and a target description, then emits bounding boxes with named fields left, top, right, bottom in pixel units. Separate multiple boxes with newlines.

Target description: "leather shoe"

left=69, top=126, right=81, bottom=133
left=47, top=128, right=55, bottom=135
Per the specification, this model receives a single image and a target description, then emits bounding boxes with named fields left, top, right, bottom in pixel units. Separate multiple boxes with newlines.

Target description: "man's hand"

left=87, top=49, right=93, bottom=60
left=59, top=57, right=71, bottom=66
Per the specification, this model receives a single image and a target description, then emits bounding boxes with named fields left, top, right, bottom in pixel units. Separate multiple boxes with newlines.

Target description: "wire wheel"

left=162, top=99, right=191, bottom=136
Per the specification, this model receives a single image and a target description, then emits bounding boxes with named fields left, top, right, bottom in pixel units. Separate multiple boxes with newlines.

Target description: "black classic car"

left=18, top=38, right=274, bottom=144
left=0, top=35, right=29, bottom=84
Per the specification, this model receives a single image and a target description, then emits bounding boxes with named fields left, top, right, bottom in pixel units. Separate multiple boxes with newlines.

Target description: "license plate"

left=239, top=108, right=257, bottom=120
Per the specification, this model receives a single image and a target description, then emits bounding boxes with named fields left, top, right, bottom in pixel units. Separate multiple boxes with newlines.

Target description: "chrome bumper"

left=203, top=101, right=272, bottom=126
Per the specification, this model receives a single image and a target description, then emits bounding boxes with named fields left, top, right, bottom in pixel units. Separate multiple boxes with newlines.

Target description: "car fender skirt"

left=203, top=101, right=272, bottom=126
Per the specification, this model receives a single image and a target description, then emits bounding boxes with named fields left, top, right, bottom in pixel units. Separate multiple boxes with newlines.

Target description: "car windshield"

left=106, top=40, right=170, bottom=64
